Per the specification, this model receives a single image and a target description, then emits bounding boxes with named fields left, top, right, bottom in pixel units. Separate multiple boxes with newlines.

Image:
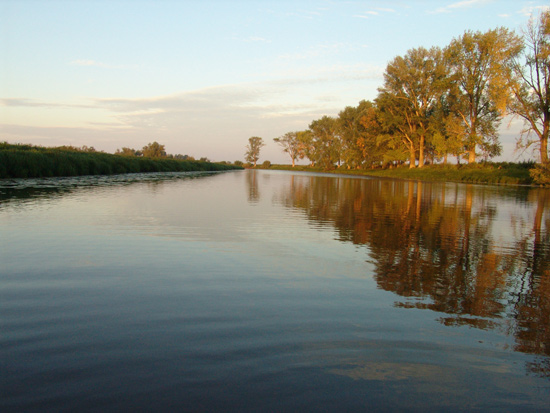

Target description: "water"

left=1, top=170, right=549, bottom=411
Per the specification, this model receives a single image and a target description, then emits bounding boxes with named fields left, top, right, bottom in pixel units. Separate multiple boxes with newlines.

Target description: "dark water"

left=1, top=170, right=549, bottom=412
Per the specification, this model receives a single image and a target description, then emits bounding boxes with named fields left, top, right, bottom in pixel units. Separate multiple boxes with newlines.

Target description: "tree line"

left=115, top=141, right=210, bottom=162
left=272, top=12, right=549, bottom=170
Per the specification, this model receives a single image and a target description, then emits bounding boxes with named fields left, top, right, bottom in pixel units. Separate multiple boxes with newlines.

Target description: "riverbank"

left=0, top=143, right=242, bottom=179
left=256, top=162, right=549, bottom=186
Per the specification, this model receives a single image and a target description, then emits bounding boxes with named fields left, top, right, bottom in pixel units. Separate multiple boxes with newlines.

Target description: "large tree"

left=377, top=46, right=448, bottom=168
left=309, top=116, right=340, bottom=169
left=273, top=132, right=304, bottom=167
left=445, top=28, right=522, bottom=163
left=245, top=136, right=265, bottom=167
left=508, top=11, right=550, bottom=165
left=142, top=141, right=166, bottom=158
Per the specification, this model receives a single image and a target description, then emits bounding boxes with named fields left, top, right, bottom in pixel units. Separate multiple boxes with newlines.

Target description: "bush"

left=530, top=164, right=550, bottom=186
left=262, top=160, right=271, bottom=168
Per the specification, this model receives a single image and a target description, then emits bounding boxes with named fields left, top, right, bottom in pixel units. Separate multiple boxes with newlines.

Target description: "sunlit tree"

left=245, top=136, right=265, bottom=167
left=377, top=47, right=448, bottom=168
left=142, top=141, right=166, bottom=158
left=274, top=132, right=304, bottom=167
left=508, top=11, right=550, bottom=165
left=444, top=28, right=522, bottom=163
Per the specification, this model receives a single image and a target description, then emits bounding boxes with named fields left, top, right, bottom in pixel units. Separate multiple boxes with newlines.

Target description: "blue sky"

left=1, top=0, right=548, bottom=163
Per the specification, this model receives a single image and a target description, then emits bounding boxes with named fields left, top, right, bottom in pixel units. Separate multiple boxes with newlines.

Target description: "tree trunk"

left=418, top=135, right=425, bottom=168
left=409, top=146, right=416, bottom=168
left=468, top=145, right=476, bottom=163
left=541, top=134, right=548, bottom=165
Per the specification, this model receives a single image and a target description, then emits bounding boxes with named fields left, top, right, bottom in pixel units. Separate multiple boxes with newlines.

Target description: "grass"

left=0, top=142, right=242, bottom=179
left=255, top=161, right=544, bottom=186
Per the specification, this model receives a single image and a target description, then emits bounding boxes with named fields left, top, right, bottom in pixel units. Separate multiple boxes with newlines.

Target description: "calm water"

left=1, top=170, right=549, bottom=412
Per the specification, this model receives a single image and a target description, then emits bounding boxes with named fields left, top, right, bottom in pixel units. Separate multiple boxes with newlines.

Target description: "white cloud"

left=354, top=11, right=379, bottom=19
left=517, top=4, right=550, bottom=17
left=69, top=59, right=136, bottom=70
left=430, top=0, right=491, bottom=14
left=245, top=36, right=271, bottom=43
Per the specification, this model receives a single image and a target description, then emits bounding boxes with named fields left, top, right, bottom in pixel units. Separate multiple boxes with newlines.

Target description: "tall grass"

left=0, top=143, right=241, bottom=179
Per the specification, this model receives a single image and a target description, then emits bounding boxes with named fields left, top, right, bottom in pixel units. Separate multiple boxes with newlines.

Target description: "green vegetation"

left=0, top=142, right=242, bottom=179
left=244, top=136, right=265, bottom=167
left=260, top=162, right=543, bottom=186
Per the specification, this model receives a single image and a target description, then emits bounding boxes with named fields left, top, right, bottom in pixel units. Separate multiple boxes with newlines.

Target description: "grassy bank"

left=0, top=143, right=242, bottom=179
left=260, top=162, right=547, bottom=186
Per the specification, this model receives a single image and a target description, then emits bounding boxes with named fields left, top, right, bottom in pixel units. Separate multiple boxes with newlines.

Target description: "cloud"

left=430, top=0, right=491, bottom=14
left=0, top=67, right=383, bottom=162
left=354, top=11, right=379, bottom=19
left=69, top=59, right=136, bottom=69
left=244, top=36, right=271, bottom=43
left=0, top=98, right=93, bottom=109
left=517, top=4, right=550, bottom=17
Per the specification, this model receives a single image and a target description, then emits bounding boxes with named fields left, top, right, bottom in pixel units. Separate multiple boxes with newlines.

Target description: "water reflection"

left=273, top=173, right=550, bottom=377
left=0, top=171, right=223, bottom=208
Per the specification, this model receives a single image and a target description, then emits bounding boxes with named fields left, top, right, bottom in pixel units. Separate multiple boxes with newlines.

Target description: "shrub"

left=530, top=164, right=550, bottom=186
left=262, top=160, right=271, bottom=168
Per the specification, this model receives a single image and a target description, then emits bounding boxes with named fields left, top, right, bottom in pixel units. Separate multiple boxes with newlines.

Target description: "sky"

left=1, top=0, right=549, bottom=164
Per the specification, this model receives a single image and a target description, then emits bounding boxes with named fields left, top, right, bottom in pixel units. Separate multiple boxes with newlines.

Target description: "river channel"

left=1, top=169, right=549, bottom=411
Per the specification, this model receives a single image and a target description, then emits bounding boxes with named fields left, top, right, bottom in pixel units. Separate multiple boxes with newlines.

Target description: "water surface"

left=1, top=170, right=549, bottom=411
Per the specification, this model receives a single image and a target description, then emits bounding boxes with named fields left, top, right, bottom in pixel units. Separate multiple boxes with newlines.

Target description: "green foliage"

left=261, top=160, right=271, bottom=168
left=245, top=137, right=265, bottom=167
left=530, top=164, right=550, bottom=186
left=141, top=141, right=166, bottom=158
left=269, top=162, right=534, bottom=185
left=0, top=142, right=242, bottom=179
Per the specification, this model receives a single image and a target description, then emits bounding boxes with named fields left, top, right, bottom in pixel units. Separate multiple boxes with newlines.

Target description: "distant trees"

left=273, top=15, right=542, bottom=170
left=115, top=147, right=141, bottom=156
left=115, top=142, right=207, bottom=162
left=141, top=141, right=166, bottom=158
left=245, top=136, right=265, bottom=167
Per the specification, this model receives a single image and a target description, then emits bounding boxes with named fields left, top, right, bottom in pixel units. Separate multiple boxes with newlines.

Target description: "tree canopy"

left=245, top=136, right=265, bottom=167
left=272, top=14, right=546, bottom=170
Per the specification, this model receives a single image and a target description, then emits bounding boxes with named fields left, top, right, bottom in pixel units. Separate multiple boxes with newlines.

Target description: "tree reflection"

left=246, top=169, right=260, bottom=203
left=277, top=174, right=550, bottom=376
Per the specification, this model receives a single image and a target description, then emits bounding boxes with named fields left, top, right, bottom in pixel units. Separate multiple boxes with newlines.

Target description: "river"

left=1, top=169, right=549, bottom=411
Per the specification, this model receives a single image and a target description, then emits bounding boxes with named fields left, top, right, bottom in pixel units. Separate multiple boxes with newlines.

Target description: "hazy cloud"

left=430, top=0, right=491, bottom=14
left=69, top=59, right=136, bottom=69
left=354, top=11, right=379, bottom=19
left=0, top=98, right=93, bottom=109
left=518, top=4, right=550, bottom=17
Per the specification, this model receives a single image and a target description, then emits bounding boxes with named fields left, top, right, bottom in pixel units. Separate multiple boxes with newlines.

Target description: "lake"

left=1, top=169, right=549, bottom=411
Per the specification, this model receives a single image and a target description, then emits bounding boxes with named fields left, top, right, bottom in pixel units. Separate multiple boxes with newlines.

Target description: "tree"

left=377, top=46, right=448, bottom=168
left=445, top=28, right=522, bottom=163
left=142, top=141, right=166, bottom=158
left=245, top=136, right=265, bottom=167
left=296, top=130, right=315, bottom=166
left=115, top=147, right=140, bottom=156
left=273, top=132, right=304, bottom=167
left=508, top=11, right=550, bottom=165
left=309, top=115, right=340, bottom=169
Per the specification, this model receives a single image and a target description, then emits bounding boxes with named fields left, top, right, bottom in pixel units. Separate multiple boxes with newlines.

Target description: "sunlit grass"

left=260, top=162, right=539, bottom=186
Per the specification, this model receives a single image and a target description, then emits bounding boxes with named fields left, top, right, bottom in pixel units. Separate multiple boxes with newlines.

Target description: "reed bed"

left=0, top=143, right=241, bottom=179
